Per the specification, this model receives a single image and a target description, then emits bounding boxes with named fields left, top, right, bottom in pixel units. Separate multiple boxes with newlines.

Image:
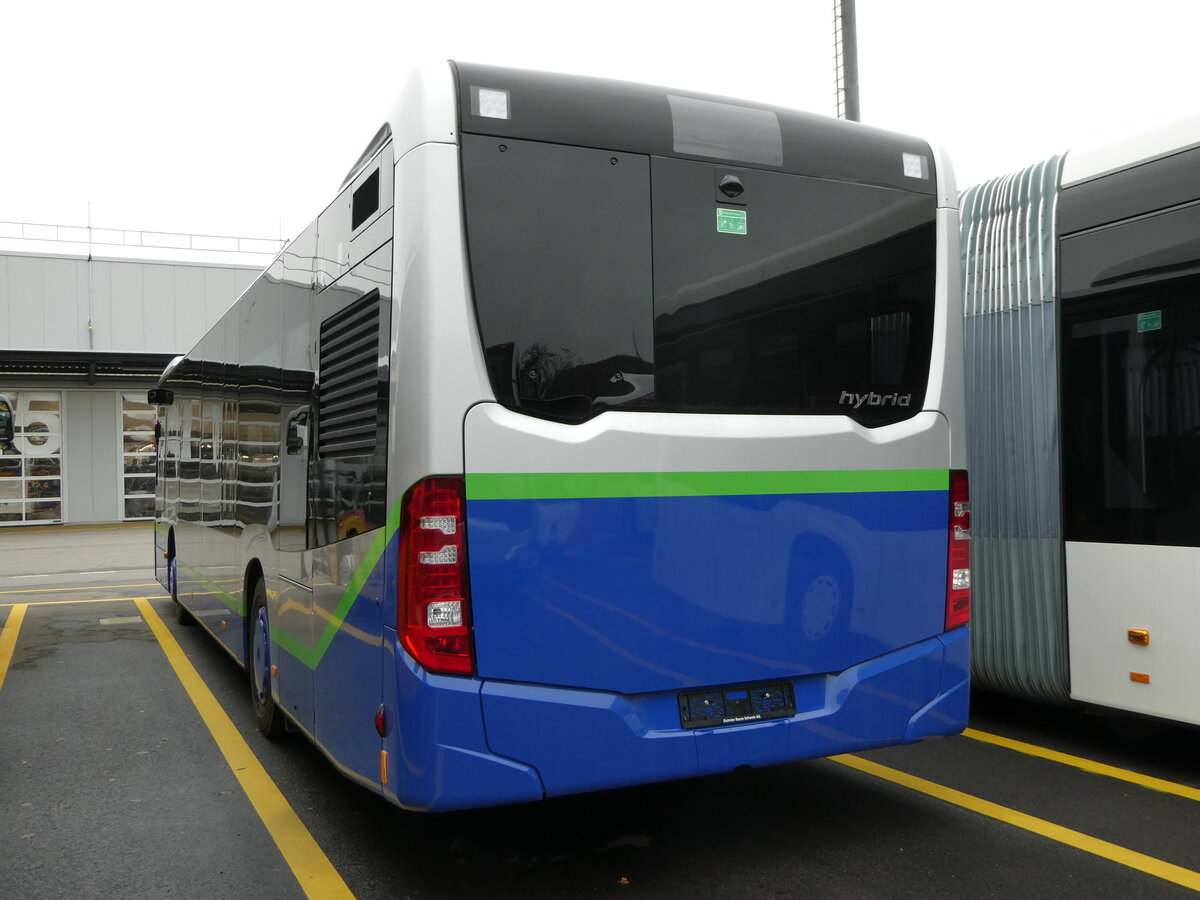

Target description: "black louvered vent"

left=318, top=291, right=383, bottom=458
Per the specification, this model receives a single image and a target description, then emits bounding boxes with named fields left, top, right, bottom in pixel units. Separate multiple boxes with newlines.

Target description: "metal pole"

left=87, top=201, right=95, bottom=350
left=841, top=0, right=861, bottom=122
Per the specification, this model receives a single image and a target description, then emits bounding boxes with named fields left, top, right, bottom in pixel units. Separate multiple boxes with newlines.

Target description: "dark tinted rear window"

left=462, top=135, right=936, bottom=425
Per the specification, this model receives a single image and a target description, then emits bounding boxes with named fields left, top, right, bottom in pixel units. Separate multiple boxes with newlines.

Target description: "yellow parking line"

left=0, top=596, right=157, bottom=608
left=964, top=728, right=1200, bottom=803
left=0, top=604, right=27, bottom=692
left=831, top=754, right=1200, bottom=892
left=136, top=598, right=354, bottom=900
left=0, top=582, right=161, bottom=596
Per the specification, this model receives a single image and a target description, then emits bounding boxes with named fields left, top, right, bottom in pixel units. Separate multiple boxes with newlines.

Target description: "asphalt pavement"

left=3, top=523, right=1200, bottom=899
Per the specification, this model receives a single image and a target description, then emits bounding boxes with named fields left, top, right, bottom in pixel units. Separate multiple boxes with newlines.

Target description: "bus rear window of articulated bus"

left=459, top=71, right=937, bottom=426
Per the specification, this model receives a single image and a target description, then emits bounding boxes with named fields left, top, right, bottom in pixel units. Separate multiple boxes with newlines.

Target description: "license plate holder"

left=678, top=681, right=796, bottom=730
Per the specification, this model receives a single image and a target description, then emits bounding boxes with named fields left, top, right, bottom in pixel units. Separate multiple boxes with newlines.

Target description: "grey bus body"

left=963, top=117, right=1200, bottom=724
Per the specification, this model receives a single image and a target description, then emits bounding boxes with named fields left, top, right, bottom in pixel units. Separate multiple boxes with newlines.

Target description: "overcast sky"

left=2, top=0, right=1198, bottom=245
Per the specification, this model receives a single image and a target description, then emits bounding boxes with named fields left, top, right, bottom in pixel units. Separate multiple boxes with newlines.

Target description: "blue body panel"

left=312, top=555, right=390, bottom=783
left=375, top=626, right=968, bottom=812
left=155, top=483, right=969, bottom=813
left=473, top=629, right=967, bottom=805
left=467, top=490, right=948, bottom=694
left=276, top=611, right=316, bottom=735
left=381, top=630, right=544, bottom=811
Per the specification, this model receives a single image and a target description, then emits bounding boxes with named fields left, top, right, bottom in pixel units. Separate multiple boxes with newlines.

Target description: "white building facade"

left=0, top=230, right=276, bottom=526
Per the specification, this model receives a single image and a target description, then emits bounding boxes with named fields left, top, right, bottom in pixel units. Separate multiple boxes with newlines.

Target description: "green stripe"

left=466, top=469, right=947, bottom=501
left=171, top=500, right=405, bottom=672
left=177, top=560, right=246, bottom=617
left=271, top=496, right=405, bottom=671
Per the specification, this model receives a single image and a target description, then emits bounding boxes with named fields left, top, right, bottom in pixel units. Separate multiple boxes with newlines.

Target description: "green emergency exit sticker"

left=1138, top=310, right=1163, bottom=333
left=716, top=208, right=747, bottom=235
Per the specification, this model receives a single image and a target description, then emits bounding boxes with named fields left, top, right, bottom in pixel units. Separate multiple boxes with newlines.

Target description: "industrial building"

left=0, top=224, right=280, bottom=526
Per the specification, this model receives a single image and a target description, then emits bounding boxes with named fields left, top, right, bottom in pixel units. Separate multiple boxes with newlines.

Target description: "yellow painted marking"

left=831, top=754, right=1200, bottom=891
left=0, top=604, right=27, bottom=692
left=0, top=582, right=162, bottom=596
left=136, top=599, right=354, bottom=899
left=964, top=728, right=1200, bottom=804
left=1, top=596, right=157, bottom=608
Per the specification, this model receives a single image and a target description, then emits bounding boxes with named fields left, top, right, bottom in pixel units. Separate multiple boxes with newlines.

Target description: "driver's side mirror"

left=286, top=408, right=309, bottom=455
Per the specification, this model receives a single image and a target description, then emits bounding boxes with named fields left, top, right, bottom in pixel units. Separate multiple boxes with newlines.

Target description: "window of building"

left=0, top=390, right=63, bottom=525
left=121, top=393, right=157, bottom=520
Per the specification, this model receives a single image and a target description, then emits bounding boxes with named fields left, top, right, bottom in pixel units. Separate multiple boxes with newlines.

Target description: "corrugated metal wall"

left=0, top=253, right=259, bottom=354
left=960, top=157, right=1071, bottom=704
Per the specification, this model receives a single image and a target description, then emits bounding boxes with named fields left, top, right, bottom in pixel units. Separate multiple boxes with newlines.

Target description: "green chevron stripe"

left=271, top=496, right=405, bottom=671
left=176, top=559, right=246, bottom=617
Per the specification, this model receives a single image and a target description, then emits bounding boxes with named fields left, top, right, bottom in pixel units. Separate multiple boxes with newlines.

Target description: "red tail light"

left=945, top=469, right=971, bottom=630
left=398, top=476, right=474, bottom=675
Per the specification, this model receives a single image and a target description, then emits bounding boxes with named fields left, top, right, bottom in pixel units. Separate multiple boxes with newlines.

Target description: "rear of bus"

left=385, top=63, right=969, bottom=810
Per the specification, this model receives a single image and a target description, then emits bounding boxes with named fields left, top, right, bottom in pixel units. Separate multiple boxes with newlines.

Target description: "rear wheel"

left=250, top=578, right=284, bottom=738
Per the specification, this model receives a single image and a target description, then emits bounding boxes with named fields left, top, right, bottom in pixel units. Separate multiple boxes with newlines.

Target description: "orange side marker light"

left=1130, top=672, right=1151, bottom=684
left=1128, top=629, right=1150, bottom=645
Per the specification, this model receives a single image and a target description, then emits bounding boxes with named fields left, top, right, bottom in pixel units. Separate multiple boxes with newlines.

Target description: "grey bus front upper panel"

left=451, top=61, right=938, bottom=193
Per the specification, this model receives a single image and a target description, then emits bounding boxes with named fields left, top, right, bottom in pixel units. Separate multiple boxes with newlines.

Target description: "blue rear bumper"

left=384, top=626, right=969, bottom=811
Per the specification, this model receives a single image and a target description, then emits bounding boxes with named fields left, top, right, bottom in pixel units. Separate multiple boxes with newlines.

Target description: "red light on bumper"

left=398, top=477, right=475, bottom=675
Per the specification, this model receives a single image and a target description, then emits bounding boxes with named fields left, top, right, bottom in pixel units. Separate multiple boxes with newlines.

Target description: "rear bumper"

left=385, top=628, right=969, bottom=811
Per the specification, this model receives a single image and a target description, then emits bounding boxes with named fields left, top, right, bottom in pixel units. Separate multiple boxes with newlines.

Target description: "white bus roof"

left=1061, top=113, right=1200, bottom=187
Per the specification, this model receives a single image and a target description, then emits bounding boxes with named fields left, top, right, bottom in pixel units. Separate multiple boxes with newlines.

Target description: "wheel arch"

left=242, top=557, right=266, bottom=666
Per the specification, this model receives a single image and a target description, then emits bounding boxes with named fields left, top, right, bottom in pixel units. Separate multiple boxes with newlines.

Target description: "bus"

left=961, top=115, right=1200, bottom=725
left=150, top=60, right=970, bottom=812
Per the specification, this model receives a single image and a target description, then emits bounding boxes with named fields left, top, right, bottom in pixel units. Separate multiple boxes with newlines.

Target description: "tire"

left=249, top=577, right=284, bottom=738
left=168, top=553, right=195, bottom=627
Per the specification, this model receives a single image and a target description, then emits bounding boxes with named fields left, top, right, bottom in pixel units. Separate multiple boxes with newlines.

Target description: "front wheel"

left=168, top=554, right=194, bottom=626
left=249, top=578, right=284, bottom=738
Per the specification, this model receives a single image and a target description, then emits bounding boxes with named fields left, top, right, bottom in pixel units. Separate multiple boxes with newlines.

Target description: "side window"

left=1062, top=278, right=1200, bottom=546
left=352, top=169, right=380, bottom=231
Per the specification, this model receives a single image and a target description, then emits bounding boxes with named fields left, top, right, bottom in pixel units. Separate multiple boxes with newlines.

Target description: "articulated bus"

left=151, top=61, right=970, bottom=811
left=962, top=116, right=1200, bottom=726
